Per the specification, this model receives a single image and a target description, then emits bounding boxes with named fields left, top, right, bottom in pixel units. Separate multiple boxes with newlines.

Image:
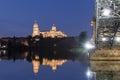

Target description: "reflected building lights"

left=32, top=55, right=67, bottom=74
left=3, top=50, right=6, bottom=54
left=0, top=51, right=67, bottom=74
left=24, top=52, right=29, bottom=58
left=42, top=58, right=67, bottom=71
left=32, top=55, right=40, bottom=74
left=22, top=40, right=29, bottom=46
left=35, top=55, right=39, bottom=60
left=32, top=60, right=40, bottom=74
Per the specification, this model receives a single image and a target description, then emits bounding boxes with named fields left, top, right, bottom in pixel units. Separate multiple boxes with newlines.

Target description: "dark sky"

left=0, top=0, right=94, bottom=37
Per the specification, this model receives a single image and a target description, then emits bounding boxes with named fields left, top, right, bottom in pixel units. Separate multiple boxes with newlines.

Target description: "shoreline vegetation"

left=0, top=32, right=89, bottom=53
left=0, top=32, right=89, bottom=61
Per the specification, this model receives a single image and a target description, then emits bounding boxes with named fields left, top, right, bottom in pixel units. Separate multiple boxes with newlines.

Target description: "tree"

left=79, top=31, right=88, bottom=43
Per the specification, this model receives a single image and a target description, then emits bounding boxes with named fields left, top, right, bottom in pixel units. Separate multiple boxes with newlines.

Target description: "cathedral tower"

left=51, top=24, right=57, bottom=31
left=32, top=21, right=40, bottom=37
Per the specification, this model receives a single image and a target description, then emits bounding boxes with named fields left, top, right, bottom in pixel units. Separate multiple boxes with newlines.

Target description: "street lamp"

left=102, top=37, right=108, bottom=42
left=84, top=42, right=95, bottom=49
left=102, top=8, right=112, bottom=17
left=115, top=37, right=120, bottom=42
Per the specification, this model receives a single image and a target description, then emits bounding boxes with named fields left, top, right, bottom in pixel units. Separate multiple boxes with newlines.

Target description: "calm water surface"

left=0, top=51, right=94, bottom=80
left=0, top=50, right=119, bottom=80
left=0, top=60, right=91, bottom=80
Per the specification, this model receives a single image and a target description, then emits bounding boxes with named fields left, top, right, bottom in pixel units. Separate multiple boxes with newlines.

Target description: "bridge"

left=90, top=0, right=120, bottom=60
left=89, top=1, right=120, bottom=80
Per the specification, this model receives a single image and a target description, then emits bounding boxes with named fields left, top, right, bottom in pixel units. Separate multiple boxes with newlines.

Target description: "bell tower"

left=32, top=21, right=40, bottom=37
left=51, top=24, right=57, bottom=31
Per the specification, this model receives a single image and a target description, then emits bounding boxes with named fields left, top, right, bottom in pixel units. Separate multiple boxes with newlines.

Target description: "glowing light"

left=115, top=37, right=120, bottom=42
left=102, top=8, right=112, bottom=17
left=35, top=55, right=39, bottom=60
left=86, top=68, right=92, bottom=78
left=3, top=50, right=6, bottom=54
left=85, top=42, right=95, bottom=49
left=2, top=45, right=6, bottom=48
left=102, top=37, right=108, bottom=41
left=86, top=70, right=91, bottom=77
left=35, top=38, right=40, bottom=41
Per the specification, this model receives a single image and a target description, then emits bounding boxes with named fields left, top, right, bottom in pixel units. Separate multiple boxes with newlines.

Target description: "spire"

left=32, top=21, right=40, bottom=37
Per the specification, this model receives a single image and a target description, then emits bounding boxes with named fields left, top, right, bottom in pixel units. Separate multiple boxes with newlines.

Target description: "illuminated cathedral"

left=32, top=22, right=67, bottom=38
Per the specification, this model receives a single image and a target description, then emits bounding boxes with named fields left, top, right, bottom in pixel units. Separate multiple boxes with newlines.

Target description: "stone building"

left=32, top=22, right=67, bottom=38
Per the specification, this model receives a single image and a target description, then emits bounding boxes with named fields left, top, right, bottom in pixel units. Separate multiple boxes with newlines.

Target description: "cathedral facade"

left=32, top=22, right=67, bottom=38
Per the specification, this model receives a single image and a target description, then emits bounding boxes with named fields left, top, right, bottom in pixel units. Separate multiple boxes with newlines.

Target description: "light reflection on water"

left=1, top=50, right=120, bottom=80
left=0, top=50, right=93, bottom=80
left=90, top=61, right=120, bottom=80
left=0, top=60, right=89, bottom=80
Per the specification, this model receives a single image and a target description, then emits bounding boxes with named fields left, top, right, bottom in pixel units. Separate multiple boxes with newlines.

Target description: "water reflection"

left=90, top=61, right=120, bottom=80
left=1, top=49, right=120, bottom=80
left=0, top=49, right=88, bottom=75
left=32, top=55, right=67, bottom=74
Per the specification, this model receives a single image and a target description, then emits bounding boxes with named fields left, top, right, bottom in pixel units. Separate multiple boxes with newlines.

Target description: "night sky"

left=0, top=0, right=94, bottom=37
left=0, top=1, right=95, bottom=80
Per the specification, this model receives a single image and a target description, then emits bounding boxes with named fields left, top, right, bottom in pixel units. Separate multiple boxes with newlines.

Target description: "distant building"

left=32, top=22, right=67, bottom=38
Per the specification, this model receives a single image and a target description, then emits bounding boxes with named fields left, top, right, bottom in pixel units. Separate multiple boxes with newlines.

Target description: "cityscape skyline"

left=0, top=0, right=94, bottom=37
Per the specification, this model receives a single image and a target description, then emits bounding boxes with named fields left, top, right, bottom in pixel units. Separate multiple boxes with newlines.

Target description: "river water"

left=0, top=50, right=119, bottom=80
